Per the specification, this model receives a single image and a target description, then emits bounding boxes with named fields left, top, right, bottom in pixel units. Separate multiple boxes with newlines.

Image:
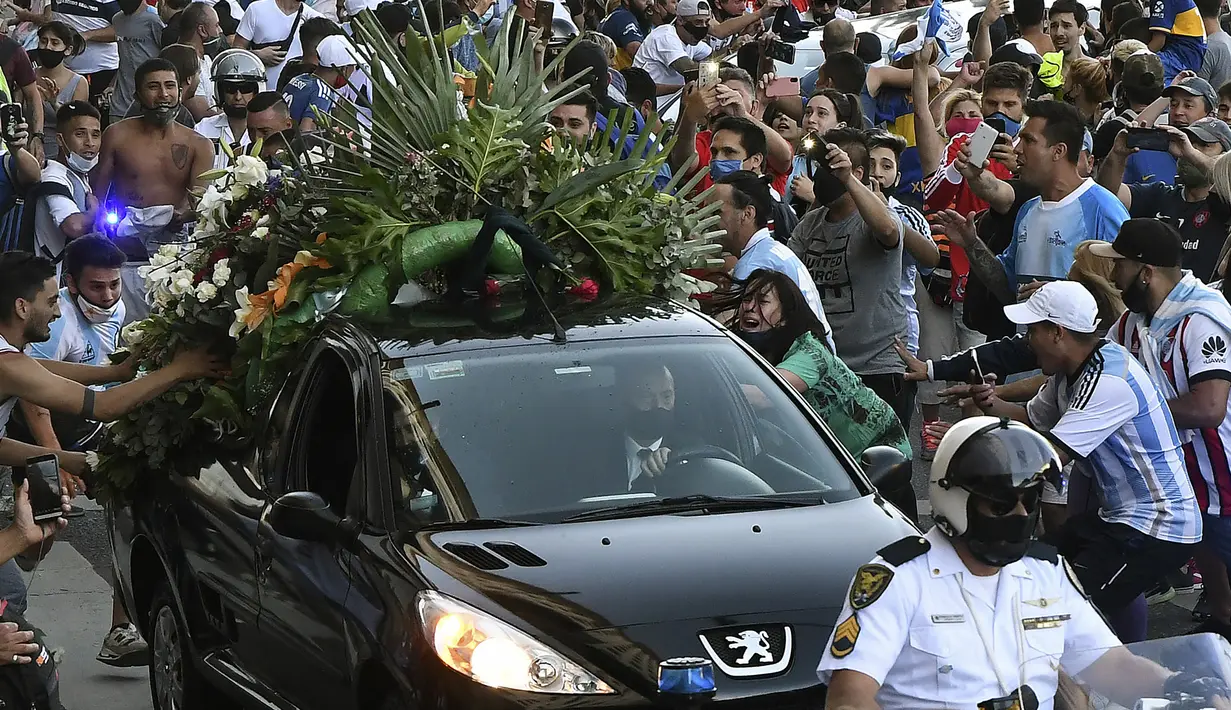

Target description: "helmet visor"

left=947, top=423, right=1061, bottom=505
left=220, top=81, right=259, bottom=95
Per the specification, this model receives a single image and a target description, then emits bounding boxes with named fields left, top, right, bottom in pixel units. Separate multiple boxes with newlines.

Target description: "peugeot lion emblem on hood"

left=698, top=626, right=794, bottom=678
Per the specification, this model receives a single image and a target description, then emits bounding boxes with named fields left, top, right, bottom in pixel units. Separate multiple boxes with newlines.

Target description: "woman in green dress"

left=727, top=268, right=912, bottom=459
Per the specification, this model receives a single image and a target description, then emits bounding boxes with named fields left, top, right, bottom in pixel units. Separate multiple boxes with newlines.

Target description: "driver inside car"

left=617, top=364, right=696, bottom=493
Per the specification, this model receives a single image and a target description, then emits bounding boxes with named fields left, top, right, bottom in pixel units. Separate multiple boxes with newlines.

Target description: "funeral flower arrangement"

left=89, top=11, right=722, bottom=505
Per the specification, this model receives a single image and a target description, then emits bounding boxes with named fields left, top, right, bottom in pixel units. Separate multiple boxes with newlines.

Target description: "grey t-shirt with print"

left=788, top=206, right=906, bottom=376
left=111, top=9, right=164, bottom=117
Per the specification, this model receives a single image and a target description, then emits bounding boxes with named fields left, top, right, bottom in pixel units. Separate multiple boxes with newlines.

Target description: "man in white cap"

left=967, top=280, right=1202, bottom=641
left=631, top=0, right=714, bottom=94
left=281, top=34, right=359, bottom=134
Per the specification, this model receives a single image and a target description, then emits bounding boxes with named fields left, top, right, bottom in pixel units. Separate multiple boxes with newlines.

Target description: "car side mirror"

left=268, top=491, right=342, bottom=543
left=859, top=446, right=918, bottom=523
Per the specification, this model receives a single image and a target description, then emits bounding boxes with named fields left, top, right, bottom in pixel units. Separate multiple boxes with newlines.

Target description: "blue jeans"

left=0, top=560, right=27, bottom=616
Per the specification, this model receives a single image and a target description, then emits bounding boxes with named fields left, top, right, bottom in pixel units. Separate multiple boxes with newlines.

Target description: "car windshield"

left=383, top=337, right=861, bottom=526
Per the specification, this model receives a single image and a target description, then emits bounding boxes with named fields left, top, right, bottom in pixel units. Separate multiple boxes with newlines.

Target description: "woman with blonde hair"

left=1064, top=58, right=1112, bottom=127
left=940, top=88, right=982, bottom=138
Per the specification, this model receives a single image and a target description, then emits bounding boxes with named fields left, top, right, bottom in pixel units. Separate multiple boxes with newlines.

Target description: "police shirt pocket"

left=907, top=626, right=957, bottom=700
left=1022, top=621, right=1066, bottom=668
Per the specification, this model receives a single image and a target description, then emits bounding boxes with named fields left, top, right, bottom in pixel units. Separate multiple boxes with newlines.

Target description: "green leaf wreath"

left=88, top=8, right=723, bottom=505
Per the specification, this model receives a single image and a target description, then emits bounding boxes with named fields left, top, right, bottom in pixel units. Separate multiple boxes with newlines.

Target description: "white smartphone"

left=966, top=121, right=1001, bottom=170
left=699, top=61, right=720, bottom=89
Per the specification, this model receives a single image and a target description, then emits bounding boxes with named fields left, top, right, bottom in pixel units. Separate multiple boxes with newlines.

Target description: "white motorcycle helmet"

left=929, top=416, right=1062, bottom=566
left=210, top=48, right=266, bottom=109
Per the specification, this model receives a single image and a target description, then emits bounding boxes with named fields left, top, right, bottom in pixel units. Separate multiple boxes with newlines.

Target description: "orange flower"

left=315, top=232, right=328, bottom=244
left=270, top=261, right=306, bottom=311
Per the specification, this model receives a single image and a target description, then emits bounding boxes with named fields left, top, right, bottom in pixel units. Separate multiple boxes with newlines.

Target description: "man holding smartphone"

left=1096, top=117, right=1230, bottom=280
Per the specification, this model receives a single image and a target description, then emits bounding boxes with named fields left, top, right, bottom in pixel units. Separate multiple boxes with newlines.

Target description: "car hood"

left=403, top=495, right=916, bottom=700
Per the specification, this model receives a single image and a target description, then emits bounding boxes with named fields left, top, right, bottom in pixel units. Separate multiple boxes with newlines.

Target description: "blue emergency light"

left=105, top=211, right=119, bottom=226
left=657, top=657, right=716, bottom=698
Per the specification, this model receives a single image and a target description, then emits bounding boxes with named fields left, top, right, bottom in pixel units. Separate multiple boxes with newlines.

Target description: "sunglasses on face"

left=221, top=82, right=259, bottom=95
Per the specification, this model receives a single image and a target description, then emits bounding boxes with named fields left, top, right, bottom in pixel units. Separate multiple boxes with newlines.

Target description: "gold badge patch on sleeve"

left=831, top=614, right=861, bottom=658
left=850, top=564, right=894, bottom=609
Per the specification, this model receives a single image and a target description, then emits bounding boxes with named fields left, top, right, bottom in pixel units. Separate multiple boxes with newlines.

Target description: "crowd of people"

left=0, top=0, right=1228, bottom=701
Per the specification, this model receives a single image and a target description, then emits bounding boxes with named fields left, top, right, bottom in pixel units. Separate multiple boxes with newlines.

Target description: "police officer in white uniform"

left=819, top=417, right=1209, bottom=710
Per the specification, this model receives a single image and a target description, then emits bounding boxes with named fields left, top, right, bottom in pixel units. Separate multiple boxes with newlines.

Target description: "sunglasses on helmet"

left=221, top=81, right=259, bottom=95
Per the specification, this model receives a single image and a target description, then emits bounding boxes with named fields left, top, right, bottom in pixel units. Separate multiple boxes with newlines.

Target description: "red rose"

left=569, top=278, right=599, bottom=302
left=483, top=278, right=500, bottom=297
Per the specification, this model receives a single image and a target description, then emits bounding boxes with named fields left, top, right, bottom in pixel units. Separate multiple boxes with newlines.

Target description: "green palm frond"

left=437, top=101, right=531, bottom=196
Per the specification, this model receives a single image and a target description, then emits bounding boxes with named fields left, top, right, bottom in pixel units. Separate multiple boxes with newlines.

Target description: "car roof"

left=369, top=293, right=728, bottom=361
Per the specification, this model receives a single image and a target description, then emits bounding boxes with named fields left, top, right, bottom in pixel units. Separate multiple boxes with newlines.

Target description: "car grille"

left=483, top=541, right=547, bottom=567
left=701, top=626, right=790, bottom=670
left=441, top=542, right=508, bottom=570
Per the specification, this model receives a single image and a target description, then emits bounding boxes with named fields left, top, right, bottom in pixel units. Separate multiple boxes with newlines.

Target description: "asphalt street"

left=16, top=407, right=1199, bottom=710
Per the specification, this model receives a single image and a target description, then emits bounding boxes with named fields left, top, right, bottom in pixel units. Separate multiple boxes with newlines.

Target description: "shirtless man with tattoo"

left=91, top=57, right=214, bottom=324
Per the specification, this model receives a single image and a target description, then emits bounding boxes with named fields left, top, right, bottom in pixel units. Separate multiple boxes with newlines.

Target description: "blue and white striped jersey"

left=1027, top=340, right=1202, bottom=543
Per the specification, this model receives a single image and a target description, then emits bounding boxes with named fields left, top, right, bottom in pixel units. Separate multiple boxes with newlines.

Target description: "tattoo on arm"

left=965, top=237, right=1015, bottom=305
left=171, top=143, right=189, bottom=170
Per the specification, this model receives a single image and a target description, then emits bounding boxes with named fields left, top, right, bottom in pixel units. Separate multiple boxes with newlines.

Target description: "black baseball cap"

left=989, top=40, right=1043, bottom=70
left=1088, top=218, right=1183, bottom=267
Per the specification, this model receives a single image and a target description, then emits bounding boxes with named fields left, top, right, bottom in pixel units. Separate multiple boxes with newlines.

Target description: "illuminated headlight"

left=416, top=590, right=615, bottom=695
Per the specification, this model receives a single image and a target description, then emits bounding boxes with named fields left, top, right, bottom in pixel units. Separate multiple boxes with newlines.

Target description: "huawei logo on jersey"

left=1202, top=335, right=1227, bottom=363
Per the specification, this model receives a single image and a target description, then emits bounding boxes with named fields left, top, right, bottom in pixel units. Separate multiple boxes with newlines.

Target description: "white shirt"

left=195, top=112, right=252, bottom=169
left=27, top=287, right=124, bottom=367
left=1027, top=340, right=1201, bottom=543
left=818, top=528, right=1120, bottom=710
left=733, top=228, right=835, bottom=349
left=55, top=0, right=121, bottom=73
left=0, top=333, right=18, bottom=438
left=625, top=435, right=662, bottom=489
left=1112, top=305, right=1231, bottom=516
left=197, top=53, right=215, bottom=109
left=631, top=23, right=711, bottom=85
left=236, top=0, right=323, bottom=89
left=34, top=161, right=91, bottom=267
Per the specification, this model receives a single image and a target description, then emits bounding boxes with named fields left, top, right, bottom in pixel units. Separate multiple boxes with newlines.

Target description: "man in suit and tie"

left=622, top=363, right=683, bottom=493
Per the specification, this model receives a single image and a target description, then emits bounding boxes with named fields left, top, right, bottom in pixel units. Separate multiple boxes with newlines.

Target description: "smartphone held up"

left=15, top=455, right=63, bottom=523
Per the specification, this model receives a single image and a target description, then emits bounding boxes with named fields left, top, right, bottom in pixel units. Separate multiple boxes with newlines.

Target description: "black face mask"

left=626, top=405, right=674, bottom=444
left=222, top=103, right=248, bottom=119
left=812, top=9, right=834, bottom=22
left=204, top=34, right=227, bottom=58
left=32, top=48, right=67, bottom=69
left=964, top=502, right=1039, bottom=567
left=1122, top=266, right=1151, bottom=314
left=681, top=22, right=708, bottom=42
left=142, top=102, right=179, bottom=126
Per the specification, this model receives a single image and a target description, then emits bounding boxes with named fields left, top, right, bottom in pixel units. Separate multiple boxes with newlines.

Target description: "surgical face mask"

left=945, top=116, right=982, bottom=137
left=478, top=4, right=496, bottom=23
left=76, top=293, right=120, bottom=323
left=963, top=496, right=1040, bottom=567
left=32, top=48, right=67, bottom=69
left=65, top=151, right=98, bottom=173
left=204, top=34, right=227, bottom=58
left=710, top=158, right=742, bottom=181
left=986, top=112, right=1021, bottom=137
left=1121, top=266, right=1151, bottom=314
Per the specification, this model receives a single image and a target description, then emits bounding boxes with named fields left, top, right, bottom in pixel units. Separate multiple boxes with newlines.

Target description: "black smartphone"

left=1126, top=127, right=1172, bottom=152
left=764, top=39, right=796, bottom=64
left=17, top=455, right=63, bottom=523
left=0, top=103, right=23, bottom=144
left=984, top=117, right=1006, bottom=134
left=534, top=0, right=554, bottom=28
left=804, top=133, right=846, bottom=205
left=968, top=354, right=985, bottom=386
left=681, top=67, right=699, bottom=84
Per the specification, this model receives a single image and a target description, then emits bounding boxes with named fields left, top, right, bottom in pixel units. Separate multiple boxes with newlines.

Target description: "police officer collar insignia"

left=830, top=614, right=860, bottom=658
left=850, top=564, right=894, bottom=610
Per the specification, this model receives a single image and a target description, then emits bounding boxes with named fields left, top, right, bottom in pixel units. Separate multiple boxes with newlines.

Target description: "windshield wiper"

left=562, top=495, right=815, bottom=523
left=420, top=518, right=542, bottom=531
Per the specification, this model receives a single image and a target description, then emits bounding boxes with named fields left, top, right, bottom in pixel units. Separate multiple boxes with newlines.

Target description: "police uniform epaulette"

left=1024, top=541, right=1059, bottom=564
left=876, top=535, right=930, bottom=566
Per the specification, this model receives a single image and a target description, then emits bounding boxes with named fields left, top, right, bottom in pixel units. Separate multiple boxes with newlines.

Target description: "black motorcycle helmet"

left=930, top=417, right=1062, bottom=566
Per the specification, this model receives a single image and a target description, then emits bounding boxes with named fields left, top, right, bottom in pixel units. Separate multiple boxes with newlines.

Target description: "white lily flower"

left=230, top=287, right=252, bottom=339
left=232, top=155, right=269, bottom=187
